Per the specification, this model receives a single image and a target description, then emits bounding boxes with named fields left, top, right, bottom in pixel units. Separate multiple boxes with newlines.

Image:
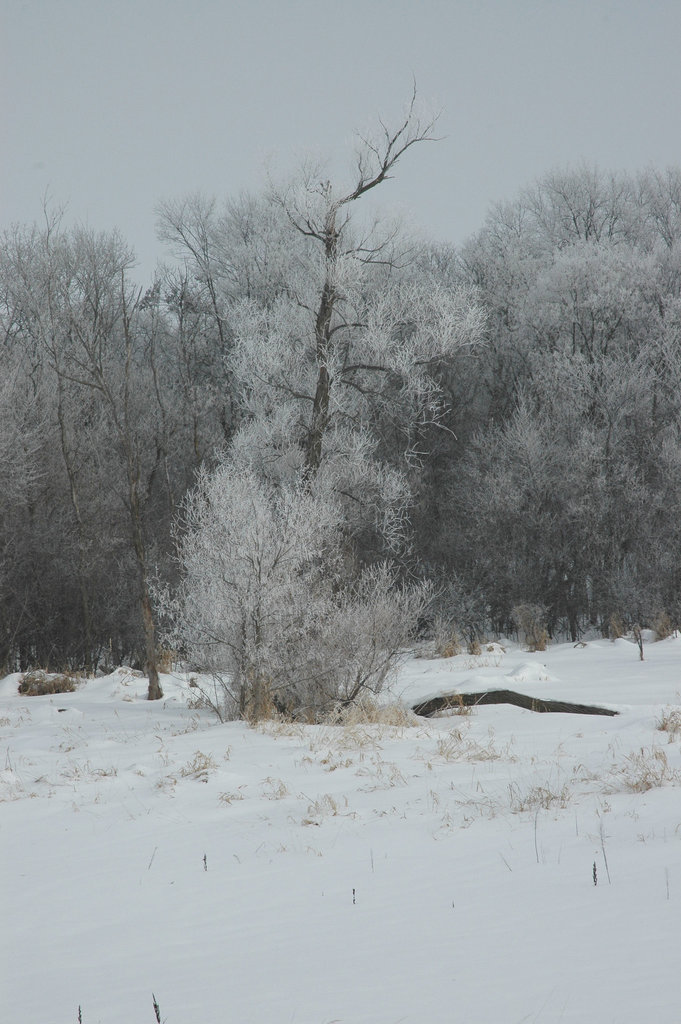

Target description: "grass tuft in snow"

left=335, top=696, right=418, bottom=727
left=218, top=788, right=245, bottom=806
left=261, top=776, right=289, bottom=800
left=434, top=726, right=509, bottom=764
left=302, top=792, right=353, bottom=825
left=508, top=780, right=571, bottom=813
left=610, top=746, right=681, bottom=793
left=178, top=750, right=217, bottom=781
left=657, top=708, right=681, bottom=740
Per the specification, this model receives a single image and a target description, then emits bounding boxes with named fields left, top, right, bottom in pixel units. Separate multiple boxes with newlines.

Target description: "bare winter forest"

left=3, top=99, right=681, bottom=713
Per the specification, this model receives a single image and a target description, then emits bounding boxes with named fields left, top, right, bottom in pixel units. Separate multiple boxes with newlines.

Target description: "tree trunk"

left=304, top=267, right=335, bottom=477
left=129, top=472, right=163, bottom=700
left=141, top=580, right=163, bottom=700
left=56, top=383, right=94, bottom=673
left=305, top=364, right=330, bottom=477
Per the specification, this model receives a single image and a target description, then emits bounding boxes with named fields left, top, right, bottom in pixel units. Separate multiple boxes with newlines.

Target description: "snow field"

left=2, top=640, right=681, bottom=1023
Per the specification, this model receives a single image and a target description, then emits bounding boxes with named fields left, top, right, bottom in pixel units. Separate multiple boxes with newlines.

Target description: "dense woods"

left=3, top=101, right=681, bottom=706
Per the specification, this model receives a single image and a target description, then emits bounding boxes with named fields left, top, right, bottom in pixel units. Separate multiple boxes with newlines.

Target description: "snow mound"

left=0, top=672, right=22, bottom=697
left=504, top=661, right=557, bottom=685
left=50, top=706, right=83, bottom=720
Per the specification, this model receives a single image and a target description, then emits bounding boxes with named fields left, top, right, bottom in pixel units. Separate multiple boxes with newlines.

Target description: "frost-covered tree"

left=163, top=458, right=428, bottom=720
left=159, top=91, right=486, bottom=552
left=159, top=93, right=472, bottom=713
left=451, top=166, right=681, bottom=635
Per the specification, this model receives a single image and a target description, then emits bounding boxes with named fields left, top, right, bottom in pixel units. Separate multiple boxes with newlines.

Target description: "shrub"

left=632, top=623, right=644, bottom=660
left=423, top=576, right=489, bottom=656
left=606, top=613, right=625, bottom=640
left=162, top=463, right=430, bottom=722
left=652, top=610, right=675, bottom=641
left=428, top=616, right=463, bottom=658
left=156, top=648, right=177, bottom=672
left=511, top=603, right=548, bottom=652
left=17, top=671, right=78, bottom=696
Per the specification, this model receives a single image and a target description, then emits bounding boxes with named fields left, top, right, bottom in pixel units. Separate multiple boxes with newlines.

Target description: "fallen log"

left=412, top=689, right=618, bottom=718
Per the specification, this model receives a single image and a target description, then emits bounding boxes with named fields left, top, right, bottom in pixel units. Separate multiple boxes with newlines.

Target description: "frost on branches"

left=163, top=459, right=429, bottom=721
left=157, top=92, right=481, bottom=717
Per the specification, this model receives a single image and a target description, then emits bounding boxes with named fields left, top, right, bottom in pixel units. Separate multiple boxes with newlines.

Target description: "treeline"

left=447, top=166, right=681, bottom=640
left=2, top=108, right=681, bottom=681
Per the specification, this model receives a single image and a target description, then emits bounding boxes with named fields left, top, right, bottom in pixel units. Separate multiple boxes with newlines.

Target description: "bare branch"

left=343, top=85, right=440, bottom=208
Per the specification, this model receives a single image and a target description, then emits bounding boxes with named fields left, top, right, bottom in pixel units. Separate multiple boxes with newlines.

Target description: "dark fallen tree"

left=412, top=689, right=619, bottom=717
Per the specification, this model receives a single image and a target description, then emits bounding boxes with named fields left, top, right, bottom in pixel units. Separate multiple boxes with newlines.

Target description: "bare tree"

left=0, top=216, right=103, bottom=670
left=269, top=88, right=442, bottom=477
left=157, top=93, right=485, bottom=570
left=60, top=232, right=168, bottom=698
left=0, top=219, right=190, bottom=696
left=220, top=96, right=484, bottom=556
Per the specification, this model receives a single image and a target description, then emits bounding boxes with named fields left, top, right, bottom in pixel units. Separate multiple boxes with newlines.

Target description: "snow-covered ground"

left=2, top=637, right=681, bottom=1023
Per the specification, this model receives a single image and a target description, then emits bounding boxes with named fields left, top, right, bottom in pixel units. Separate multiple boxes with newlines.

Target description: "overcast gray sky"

left=3, top=0, right=681, bottom=280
